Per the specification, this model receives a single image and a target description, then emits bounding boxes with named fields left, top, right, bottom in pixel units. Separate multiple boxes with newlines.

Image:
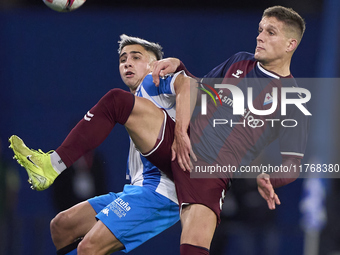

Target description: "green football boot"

left=8, top=135, right=59, bottom=191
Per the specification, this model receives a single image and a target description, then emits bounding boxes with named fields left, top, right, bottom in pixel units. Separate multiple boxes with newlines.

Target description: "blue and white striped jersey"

left=126, top=71, right=185, bottom=204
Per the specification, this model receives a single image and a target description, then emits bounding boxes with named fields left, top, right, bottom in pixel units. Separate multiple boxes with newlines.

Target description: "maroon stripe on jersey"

left=214, top=79, right=282, bottom=170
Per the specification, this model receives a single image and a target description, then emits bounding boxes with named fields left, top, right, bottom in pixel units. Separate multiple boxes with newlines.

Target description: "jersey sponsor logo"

left=84, top=111, right=94, bottom=121
left=232, top=69, right=243, bottom=78
left=263, top=92, right=273, bottom=105
left=115, top=198, right=131, bottom=211
left=108, top=197, right=132, bottom=218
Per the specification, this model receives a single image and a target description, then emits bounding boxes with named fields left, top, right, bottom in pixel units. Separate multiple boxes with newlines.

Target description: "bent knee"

left=50, top=211, right=74, bottom=243
left=77, top=238, right=92, bottom=255
left=50, top=211, right=69, bottom=233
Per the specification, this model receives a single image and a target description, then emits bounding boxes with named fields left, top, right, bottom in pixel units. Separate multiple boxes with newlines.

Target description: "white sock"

left=50, top=151, right=67, bottom=174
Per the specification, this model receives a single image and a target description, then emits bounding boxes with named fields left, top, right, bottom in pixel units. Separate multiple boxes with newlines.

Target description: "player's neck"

left=259, top=58, right=291, bottom=77
left=129, top=83, right=141, bottom=94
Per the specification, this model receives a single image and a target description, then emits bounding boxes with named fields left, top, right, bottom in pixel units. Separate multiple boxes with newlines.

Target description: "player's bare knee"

left=77, top=237, right=102, bottom=255
left=50, top=211, right=73, bottom=243
left=180, top=204, right=216, bottom=248
left=77, top=238, right=91, bottom=255
left=77, top=234, right=123, bottom=255
left=50, top=211, right=67, bottom=232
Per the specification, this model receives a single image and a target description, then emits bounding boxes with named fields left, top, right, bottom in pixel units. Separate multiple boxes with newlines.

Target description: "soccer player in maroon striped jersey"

left=151, top=6, right=308, bottom=255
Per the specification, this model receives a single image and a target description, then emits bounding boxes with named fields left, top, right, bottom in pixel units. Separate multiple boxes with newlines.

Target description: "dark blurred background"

left=1, top=0, right=340, bottom=254
left=0, top=0, right=324, bottom=11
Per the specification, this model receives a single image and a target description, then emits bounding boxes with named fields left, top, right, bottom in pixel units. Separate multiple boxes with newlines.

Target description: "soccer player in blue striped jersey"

left=9, top=35, right=194, bottom=254
left=53, top=37, right=188, bottom=254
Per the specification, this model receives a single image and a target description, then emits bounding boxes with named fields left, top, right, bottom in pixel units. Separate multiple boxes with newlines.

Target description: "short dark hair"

left=263, top=6, right=306, bottom=42
left=118, top=34, right=164, bottom=60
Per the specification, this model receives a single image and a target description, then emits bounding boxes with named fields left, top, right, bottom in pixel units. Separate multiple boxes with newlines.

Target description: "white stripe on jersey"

left=281, top=151, right=304, bottom=157
left=126, top=71, right=187, bottom=204
left=127, top=139, right=178, bottom=204
left=257, top=62, right=280, bottom=80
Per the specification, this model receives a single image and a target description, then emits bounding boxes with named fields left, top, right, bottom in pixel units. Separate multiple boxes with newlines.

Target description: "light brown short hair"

left=118, top=34, right=163, bottom=61
left=263, top=6, right=306, bottom=43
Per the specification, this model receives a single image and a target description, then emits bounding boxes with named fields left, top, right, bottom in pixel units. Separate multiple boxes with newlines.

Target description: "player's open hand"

left=171, top=130, right=197, bottom=172
left=152, top=58, right=180, bottom=86
left=257, top=173, right=281, bottom=210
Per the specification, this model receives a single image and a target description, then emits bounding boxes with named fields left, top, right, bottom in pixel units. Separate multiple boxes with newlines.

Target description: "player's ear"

left=148, top=52, right=159, bottom=70
left=149, top=58, right=157, bottom=72
left=286, top=38, right=298, bottom=53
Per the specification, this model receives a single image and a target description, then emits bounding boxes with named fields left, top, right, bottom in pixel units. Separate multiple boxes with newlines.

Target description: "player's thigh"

left=125, top=96, right=165, bottom=153
left=51, top=201, right=97, bottom=237
left=95, top=185, right=179, bottom=253
left=78, top=220, right=124, bottom=254
left=180, top=204, right=217, bottom=249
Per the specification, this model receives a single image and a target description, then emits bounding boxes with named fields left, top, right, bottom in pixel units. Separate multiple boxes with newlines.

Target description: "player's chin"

left=254, top=52, right=262, bottom=61
left=123, top=79, right=134, bottom=87
left=254, top=54, right=268, bottom=65
left=126, top=81, right=138, bottom=91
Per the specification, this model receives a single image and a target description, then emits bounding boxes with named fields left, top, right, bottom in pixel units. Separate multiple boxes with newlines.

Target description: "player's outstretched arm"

left=171, top=75, right=197, bottom=171
left=257, top=173, right=281, bottom=210
left=152, top=58, right=180, bottom=86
